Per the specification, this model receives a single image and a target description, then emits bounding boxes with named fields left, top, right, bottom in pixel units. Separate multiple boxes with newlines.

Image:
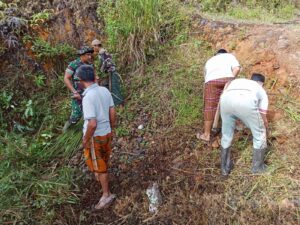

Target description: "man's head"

left=251, top=73, right=265, bottom=86
left=77, top=46, right=94, bottom=63
left=77, top=65, right=95, bottom=88
left=215, top=49, right=227, bottom=55
left=92, top=39, right=102, bottom=54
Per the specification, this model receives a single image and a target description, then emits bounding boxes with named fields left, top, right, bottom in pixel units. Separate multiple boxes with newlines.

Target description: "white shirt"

left=224, top=78, right=268, bottom=114
left=204, top=53, right=240, bottom=83
left=82, top=83, right=114, bottom=136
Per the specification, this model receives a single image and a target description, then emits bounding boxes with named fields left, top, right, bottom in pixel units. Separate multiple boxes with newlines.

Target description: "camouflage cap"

left=77, top=46, right=94, bottom=55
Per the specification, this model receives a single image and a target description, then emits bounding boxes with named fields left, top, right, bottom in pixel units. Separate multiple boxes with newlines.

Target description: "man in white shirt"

left=197, top=49, right=241, bottom=142
left=220, top=73, right=269, bottom=175
left=77, top=65, right=117, bottom=209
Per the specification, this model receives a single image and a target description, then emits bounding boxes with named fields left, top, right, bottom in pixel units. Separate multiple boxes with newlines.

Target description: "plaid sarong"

left=204, top=77, right=234, bottom=121
left=84, top=133, right=112, bottom=173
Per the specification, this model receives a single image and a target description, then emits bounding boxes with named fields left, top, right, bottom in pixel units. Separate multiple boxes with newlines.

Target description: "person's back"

left=205, top=53, right=240, bottom=83
left=220, top=73, right=269, bottom=176
left=82, top=84, right=114, bottom=136
left=223, top=78, right=268, bottom=114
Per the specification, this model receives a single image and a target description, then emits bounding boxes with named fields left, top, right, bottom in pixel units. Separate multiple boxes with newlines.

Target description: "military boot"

left=221, top=147, right=233, bottom=176
left=252, top=148, right=267, bottom=174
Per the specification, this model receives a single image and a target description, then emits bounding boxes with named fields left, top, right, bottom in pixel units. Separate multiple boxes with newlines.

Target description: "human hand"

left=83, top=139, right=91, bottom=149
left=72, top=93, right=81, bottom=100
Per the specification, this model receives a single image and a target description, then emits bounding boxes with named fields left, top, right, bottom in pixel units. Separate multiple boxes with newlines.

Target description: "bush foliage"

left=97, top=0, right=185, bottom=68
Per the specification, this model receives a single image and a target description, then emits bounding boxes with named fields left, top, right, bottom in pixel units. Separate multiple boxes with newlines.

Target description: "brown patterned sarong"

left=84, top=133, right=112, bottom=173
left=204, top=77, right=234, bottom=121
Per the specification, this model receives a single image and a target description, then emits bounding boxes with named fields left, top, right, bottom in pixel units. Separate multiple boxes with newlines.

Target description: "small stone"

left=278, top=39, right=289, bottom=50
left=138, top=124, right=144, bottom=130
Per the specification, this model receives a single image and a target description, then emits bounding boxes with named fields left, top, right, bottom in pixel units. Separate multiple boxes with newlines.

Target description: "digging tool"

left=211, top=101, right=221, bottom=136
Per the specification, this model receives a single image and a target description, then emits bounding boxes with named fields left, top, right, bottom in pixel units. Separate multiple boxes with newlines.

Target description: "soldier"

left=92, top=39, right=124, bottom=106
left=63, top=46, right=94, bottom=132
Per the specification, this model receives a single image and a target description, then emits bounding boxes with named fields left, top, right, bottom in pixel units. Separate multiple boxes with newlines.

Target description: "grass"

left=1, top=0, right=300, bottom=224
left=199, top=1, right=297, bottom=23
left=97, top=0, right=186, bottom=68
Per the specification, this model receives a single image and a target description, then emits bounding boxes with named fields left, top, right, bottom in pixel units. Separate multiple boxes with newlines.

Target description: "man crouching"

left=77, top=64, right=116, bottom=209
left=220, top=73, right=269, bottom=176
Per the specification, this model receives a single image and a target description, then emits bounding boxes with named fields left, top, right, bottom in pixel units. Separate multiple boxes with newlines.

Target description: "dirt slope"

left=68, top=18, right=300, bottom=224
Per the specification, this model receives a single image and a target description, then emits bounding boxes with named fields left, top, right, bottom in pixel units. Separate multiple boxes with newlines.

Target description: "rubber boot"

left=221, top=147, right=233, bottom=176
left=251, top=148, right=267, bottom=174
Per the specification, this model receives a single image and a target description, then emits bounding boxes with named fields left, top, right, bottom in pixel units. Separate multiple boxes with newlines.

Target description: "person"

left=197, top=49, right=241, bottom=142
left=92, top=39, right=124, bottom=106
left=77, top=64, right=116, bottom=209
left=63, top=46, right=94, bottom=132
left=220, top=73, right=269, bottom=175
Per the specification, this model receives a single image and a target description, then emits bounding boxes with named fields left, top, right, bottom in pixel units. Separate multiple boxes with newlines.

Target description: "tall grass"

left=97, top=0, right=185, bottom=68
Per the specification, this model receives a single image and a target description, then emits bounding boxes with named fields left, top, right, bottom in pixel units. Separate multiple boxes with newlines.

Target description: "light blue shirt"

left=82, top=83, right=114, bottom=136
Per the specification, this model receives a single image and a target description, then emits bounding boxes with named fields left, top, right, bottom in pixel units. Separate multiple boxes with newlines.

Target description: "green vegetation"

left=1, top=0, right=300, bottom=224
left=97, top=0, right=186, bottom=68
left=200, top=0, right=297, bottom=22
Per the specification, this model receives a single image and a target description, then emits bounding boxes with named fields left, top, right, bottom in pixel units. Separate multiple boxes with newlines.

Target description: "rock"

left=278, top=38, right=289, bottom=50
left=146, top=182, right=162, bottom=213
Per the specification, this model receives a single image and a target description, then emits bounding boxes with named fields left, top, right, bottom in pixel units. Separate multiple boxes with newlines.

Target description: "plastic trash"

left=146, top=182, right=162, bottom=213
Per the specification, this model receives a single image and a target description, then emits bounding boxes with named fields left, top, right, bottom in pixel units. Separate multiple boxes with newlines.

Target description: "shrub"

left=97, top=0, right=185, bottom=68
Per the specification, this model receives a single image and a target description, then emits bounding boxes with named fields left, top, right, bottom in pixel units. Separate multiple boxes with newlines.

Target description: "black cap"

left=77, top=46, right=94, bottom=55
left=251, top=73, right=265, bottom=83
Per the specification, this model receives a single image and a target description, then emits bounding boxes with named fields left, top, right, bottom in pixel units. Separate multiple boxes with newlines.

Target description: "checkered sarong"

left=204, top=77, right=234, bottom=121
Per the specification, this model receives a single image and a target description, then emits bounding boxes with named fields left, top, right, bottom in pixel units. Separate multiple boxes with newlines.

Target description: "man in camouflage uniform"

left=92, top=39, right=124, bottom=106
left=63, top=46, right=94, bottom=132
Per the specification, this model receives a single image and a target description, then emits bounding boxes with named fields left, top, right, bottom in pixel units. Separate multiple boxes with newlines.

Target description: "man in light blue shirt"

left=77, top=65, right=116, bottom=210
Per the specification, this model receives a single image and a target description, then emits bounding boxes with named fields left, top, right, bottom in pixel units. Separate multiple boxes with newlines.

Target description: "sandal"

left=196, top=133, right=210, bottom=142
left=94, top=194, right=116, bottom=210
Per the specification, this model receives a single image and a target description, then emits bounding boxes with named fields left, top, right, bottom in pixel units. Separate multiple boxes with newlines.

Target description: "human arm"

left=83, top=119, right=97, bottom=148
left=260, top=113, right=268, bottom=129
left=64, top=71, right=81, bottom=99
left=230, top=54, right=241, bottom=78
left=232, top=66, right=241, bottom=77
left=258, top=88, right=269, bottom=129
left=109, top=107, right=116, bottom=129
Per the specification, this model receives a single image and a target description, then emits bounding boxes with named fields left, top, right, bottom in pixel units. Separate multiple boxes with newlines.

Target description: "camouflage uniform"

left=97, top=50, right=124, bottom=106
left=65, top=58, right=91, bottom=123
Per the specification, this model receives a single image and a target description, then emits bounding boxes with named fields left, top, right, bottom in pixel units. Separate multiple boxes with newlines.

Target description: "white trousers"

left=220, top=90, right=267, bottom=149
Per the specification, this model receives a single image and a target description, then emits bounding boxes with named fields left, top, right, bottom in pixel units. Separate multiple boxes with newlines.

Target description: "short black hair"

left=77, top=65, right=95, bottom=82
left=216, top=49, right=227, bottom=54
left=251, top=73, right=265, bottom=83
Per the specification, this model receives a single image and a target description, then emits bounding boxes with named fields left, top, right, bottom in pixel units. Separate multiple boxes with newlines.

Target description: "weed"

left=30, top=9, right=54, bottom=26
left=97, top=0, right=186, bottom=68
